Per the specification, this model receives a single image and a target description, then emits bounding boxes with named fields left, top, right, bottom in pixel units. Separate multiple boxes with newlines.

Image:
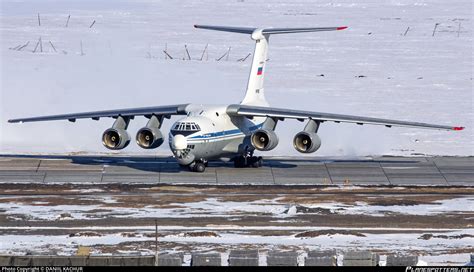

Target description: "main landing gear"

left=187, top=155, right=263, bottom=173
left=233, top=155, right=263, bottom=168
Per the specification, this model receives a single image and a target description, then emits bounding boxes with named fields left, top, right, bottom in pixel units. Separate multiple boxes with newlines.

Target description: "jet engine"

left=293, top=119, right=321, bottom=153
left=102, top=128, right=130, bottom=150
left=136, top=127, right=164, bottom=149
left=293, top=131, right=321, bottom=153
left=136, top=115, right=164, bottom=149
left=251, top=129, right=279, bottom=151
left=102, top=116, right=131, bottom=150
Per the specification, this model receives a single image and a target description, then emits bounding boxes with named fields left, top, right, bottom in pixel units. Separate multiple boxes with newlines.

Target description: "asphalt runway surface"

left=0, top=155, right=472, bottom=186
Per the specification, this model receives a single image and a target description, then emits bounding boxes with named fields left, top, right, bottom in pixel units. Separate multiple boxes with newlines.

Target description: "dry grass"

left=295, top=229, right=366, bottom=238
left=275, top=194, right=456, bottom=206
left=418, top=233, right=474, bottom=240
left=69, top=231, right=102, bottom=237
left=183, top=231, right=220, bottom=237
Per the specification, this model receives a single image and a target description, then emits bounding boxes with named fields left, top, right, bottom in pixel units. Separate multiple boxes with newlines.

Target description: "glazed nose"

left=171, top=134, right=187, bottom=150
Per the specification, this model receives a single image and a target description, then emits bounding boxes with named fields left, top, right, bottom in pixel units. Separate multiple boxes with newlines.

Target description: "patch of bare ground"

left=69, top=231, right=102, bottom=237
left=196, top=185, right=473, bottom=195
left=0, top=194, right=209, bottom=209
left=0, top=196, right=105, bottom=206
left=217, top=195, right=271, bottom=202
left=150, top=204, right=184, bottom=209
left=2, top=183, right=474, bottom=196
left=150, top=185, right=217, bottom=193
left=109, top=194, right=208, bottom=208
left=275, top=194, right=457, bottom=206
left=2, top=212, right=471, bottom=230
left=297, top=213, right=472, bottom=229
left=295, top=229, right=366, bottom=238
left=249, top=230, right=294, bottom=236
left=418, top=233, right=474, bottom=240
left=293, top=205, right=336, bottom=214
left=120, top=232, right=138, bottom=237
left=194, top=186, right=474, bottom=195
left=0, top=184, right=86, bottom=195
left=182, top=231, right=220, bottom=237
left=142, top=232, right=167, bottom=238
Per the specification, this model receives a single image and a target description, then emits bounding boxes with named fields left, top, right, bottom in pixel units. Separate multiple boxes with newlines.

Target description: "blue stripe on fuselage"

left=189, top=123, right=263, bottom=139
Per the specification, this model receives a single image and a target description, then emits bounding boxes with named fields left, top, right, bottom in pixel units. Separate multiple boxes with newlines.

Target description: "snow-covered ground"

left=1, top=0, right=472, bottom=156
left=0, top=192, right=472, bottom=264
left=1, top=195, right=473, bottom=220
left=0, top=230, right=472, bottom=265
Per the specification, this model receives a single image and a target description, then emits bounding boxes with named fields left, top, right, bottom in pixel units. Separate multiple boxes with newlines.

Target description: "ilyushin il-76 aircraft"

left=9, top=25, right=464, bottom=172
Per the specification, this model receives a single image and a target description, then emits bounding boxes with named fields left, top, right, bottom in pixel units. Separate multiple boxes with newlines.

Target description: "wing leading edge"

left=226, top=104, right=464, bottom=131
left=8, top=104, right=189, bottom=123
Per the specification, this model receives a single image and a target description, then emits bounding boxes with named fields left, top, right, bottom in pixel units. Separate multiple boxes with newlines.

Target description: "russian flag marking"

left=257, top=67, right=263, bottom=75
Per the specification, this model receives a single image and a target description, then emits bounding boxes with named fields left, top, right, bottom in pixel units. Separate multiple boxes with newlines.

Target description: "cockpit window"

left=171, top=122, right=201, bottom=133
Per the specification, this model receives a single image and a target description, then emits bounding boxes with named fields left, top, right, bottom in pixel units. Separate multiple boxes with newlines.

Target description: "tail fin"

left=194, top=25, right=347, bottom=106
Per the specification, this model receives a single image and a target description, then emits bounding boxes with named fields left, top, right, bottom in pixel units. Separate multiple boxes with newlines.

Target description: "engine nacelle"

left=251, top=129, right=279, bottom=151
left=136, top=127, right=164, bottom=149
left=293, top=131, right=321, bottom=153
left=102, top=128, right=130, bottom=150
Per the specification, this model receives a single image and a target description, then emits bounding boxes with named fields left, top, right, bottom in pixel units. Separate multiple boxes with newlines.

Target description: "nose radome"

left=171, top=134, right=187, bottom=150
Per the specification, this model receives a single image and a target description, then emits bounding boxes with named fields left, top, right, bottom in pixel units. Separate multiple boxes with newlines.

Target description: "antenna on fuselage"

left=194, top=25, right=347, bottom=106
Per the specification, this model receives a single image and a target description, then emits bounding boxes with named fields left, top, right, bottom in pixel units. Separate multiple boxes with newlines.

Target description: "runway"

left=0, top=155, right=472, bottom=263
left=0, top=155, right=472, bottom=186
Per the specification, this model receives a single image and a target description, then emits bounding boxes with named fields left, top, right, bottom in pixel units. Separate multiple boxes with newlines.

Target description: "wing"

left=8, top=104, right=189, bottom=123
left=226, top=104, right=464, bottom=131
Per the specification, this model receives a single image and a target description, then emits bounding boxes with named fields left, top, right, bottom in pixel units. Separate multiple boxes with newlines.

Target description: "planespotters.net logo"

left=406, top=267, right=473, bottom=272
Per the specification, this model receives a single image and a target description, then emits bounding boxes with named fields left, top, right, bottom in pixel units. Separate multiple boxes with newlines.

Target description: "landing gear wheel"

left=234, top=155, right=262, bottom=168
left=250, top=157, right=259, bottom=168
left=257, top=156, right=263, bottom=167
left=193, top=162, right=206, bottom=173
left=234, top=156, right=246, bottom=168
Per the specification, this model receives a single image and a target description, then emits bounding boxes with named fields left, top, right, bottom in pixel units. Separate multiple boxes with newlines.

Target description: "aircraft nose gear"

left=233, top=155, right=263, bottom=168
left=189, top=160, right=208, bottom=173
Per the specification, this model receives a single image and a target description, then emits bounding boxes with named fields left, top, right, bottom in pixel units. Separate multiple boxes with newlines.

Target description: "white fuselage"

left=169, top=104, right=266, bottom=165
left=168, top=26, right=272, bottom=166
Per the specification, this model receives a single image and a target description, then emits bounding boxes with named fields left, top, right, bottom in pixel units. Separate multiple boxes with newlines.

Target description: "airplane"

left=8, top=25, right=464, bottom=172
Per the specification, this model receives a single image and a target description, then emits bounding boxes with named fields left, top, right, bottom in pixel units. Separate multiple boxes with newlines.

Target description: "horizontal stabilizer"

left=194, top=25, right=256, bottom=34
left=194, top=25, right=347, bottom=35
left=262, top=26, right=347, bottom=34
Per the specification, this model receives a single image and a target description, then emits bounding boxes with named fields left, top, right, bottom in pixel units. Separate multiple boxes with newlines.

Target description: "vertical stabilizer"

left=241, top=30, right=270, bottom=106
left=194, top=25, right=347, bottom=106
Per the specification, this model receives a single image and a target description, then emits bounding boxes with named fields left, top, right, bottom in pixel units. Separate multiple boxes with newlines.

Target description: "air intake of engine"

left=102, top=128, right=130, bottom=150
left=251, top=129, right=279, bottom=151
